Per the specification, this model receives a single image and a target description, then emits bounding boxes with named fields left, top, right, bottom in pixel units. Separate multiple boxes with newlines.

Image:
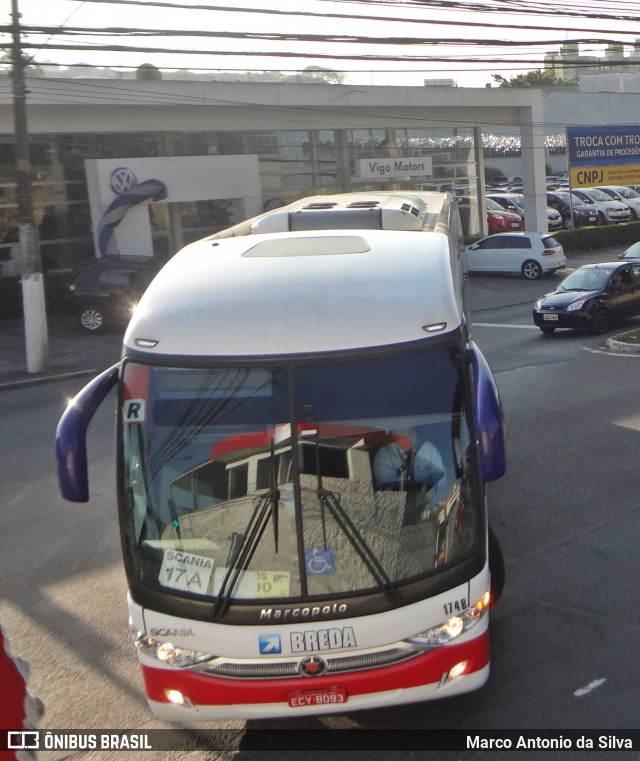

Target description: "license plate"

left=510, top=222, right=520, bottom=228
left=287, top=688, right=348, bottom=708
left=543, top=313, right=559, bottom=321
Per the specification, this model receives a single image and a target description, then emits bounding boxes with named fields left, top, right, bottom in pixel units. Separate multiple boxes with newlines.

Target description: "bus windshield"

left=120, top=344, right=480, bottom=610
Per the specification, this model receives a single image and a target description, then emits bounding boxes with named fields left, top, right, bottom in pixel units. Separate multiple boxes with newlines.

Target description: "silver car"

left=595, top=186, right=640, bottom=220
left=572, top=188, right=631, bottom=224
left=619, top=241, right=640, bottom=261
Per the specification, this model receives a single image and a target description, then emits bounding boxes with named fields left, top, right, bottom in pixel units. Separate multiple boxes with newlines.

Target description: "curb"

left=606, top=333, right=640, bottom=354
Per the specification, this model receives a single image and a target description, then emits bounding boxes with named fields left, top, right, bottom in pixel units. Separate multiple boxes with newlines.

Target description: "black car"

left=546, top=192, right=599, bottom=229
left=68, top=256, right=161, bottom=333
left=533, top=261, right=640, bottom=335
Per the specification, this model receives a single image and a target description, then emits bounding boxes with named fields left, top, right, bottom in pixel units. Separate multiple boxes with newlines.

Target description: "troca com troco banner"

left=567, top=125, right=640, bottom=188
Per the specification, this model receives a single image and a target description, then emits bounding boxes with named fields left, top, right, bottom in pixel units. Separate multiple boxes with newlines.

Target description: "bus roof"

left=124, top=228, right=463, bottom=358
left=211, top=191, right=450, bottom=238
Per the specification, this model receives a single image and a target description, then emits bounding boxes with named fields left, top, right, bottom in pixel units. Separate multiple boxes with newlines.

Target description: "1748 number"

left=443, top=598, right=468, bottom=616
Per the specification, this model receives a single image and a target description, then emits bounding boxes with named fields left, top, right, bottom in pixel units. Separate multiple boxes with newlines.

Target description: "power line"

left=16, top=52, right=631, bottom=74
left=26, top=0, right=640, bottom=37
left=14, top=40, right=640, bottom=67
left=332, top=0, right=640, bottom=21
left=73, top=0, right=640, bottom=21
left=30, top=1, right=87, bottom=59
left=12, top=25, right=640, bottom=49
left=2, top=0, right=638, bottom=88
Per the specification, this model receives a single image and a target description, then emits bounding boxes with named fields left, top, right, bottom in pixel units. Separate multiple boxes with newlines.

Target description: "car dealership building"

left=0, top=76, right=638, bottom=270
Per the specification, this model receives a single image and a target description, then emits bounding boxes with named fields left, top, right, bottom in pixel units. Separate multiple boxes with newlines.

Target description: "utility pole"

left=11, top=0, right=48, bottom=373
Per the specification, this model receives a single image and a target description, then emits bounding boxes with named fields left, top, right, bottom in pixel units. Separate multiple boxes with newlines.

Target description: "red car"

left=486, top=197, right=524, bottom=233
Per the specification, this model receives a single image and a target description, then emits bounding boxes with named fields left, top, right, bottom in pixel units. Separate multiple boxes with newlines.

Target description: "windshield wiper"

left=211, top=440, right=280, bottom=620
left=313, top=438, right=403, bottom=606
left=210, top=487, right=279, bottom=620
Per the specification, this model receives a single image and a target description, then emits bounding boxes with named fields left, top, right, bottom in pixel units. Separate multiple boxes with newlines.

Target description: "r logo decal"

left=124, top=399, right=146, bottom=423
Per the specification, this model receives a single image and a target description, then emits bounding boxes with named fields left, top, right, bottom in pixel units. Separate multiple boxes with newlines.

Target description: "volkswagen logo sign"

left=109, top=166, right=138, bottom=195
left=298, top=655, right=328, bottom=677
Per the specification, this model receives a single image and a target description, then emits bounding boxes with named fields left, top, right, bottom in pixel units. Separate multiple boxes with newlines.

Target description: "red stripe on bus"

left=122, top=363, right=149, bottom=402
left=210, top=424, right=390, bottom=459
left=141, top=633, right=488, bottom=706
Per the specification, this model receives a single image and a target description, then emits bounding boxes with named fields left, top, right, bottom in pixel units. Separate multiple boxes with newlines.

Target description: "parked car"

left=546, top=192, right=599, bottom=228
left=485, top=197, right=524, bottom=233
left=533, top=261, right=640, bottom=334
left=571, top=188, right=631, bottom=225
left=465, top=232, right=566, bottom=280
left=415, top=181, right=468, bottom=195
left=486, top=194, right=520, bottom=214
left=594, top=186, right=640, bottom=219
left=487, top=193, right=563, bottom=230
left=457, top=195, right=522, bottom=236
left=619, top=241, right=640, bottom=261
left=67, top=256, right=162, bottom=333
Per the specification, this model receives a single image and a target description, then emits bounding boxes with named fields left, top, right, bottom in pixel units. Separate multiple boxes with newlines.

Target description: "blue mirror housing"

left=55, top=363, right=120, bottom=502
left=470, top=343, right=506, bottom=482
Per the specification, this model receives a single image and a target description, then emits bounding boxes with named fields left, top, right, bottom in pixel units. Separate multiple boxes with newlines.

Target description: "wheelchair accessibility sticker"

left=305, top=546, right=336, bottom=575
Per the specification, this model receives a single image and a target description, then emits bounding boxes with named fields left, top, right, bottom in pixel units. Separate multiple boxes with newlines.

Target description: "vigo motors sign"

left=566, top=126, right=640, bottom=188
left=356, top=156, right=433, bottom=180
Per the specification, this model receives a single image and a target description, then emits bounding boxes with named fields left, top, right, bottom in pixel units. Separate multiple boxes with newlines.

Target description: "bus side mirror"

left=469, top=344, right=506, bottom=482
left=55, top=363, right=120, bottom=502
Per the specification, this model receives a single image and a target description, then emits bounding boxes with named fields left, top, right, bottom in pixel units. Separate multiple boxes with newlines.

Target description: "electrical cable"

left=2, top=0, right=639, bottom=85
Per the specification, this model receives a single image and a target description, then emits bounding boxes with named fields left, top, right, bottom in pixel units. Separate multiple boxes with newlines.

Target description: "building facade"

left=0, top=77, right=636, bottom=271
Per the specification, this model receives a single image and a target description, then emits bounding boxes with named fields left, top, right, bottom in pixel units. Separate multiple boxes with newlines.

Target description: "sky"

left=3, top=0, right=640, bottom=88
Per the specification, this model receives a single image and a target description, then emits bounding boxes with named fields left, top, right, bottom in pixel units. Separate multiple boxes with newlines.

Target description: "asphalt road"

left=1, top=251, right=639, bottom=760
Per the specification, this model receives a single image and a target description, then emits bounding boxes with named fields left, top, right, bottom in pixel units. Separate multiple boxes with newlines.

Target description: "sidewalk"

left=0, top=313, right=123, bottom=390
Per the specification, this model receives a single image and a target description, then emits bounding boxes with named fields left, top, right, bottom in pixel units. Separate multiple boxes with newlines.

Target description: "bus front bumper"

left=139, top=632, right=489, bottom=721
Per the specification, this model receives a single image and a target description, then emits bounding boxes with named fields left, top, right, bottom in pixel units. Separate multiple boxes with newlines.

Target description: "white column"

left=520, top=92, right=549, bottom=233
left=474, top=126, right=488, bottom=237
left=22, top=271, right=49, bottom=374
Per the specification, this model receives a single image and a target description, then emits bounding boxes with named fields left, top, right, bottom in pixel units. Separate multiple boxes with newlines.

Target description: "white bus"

left=56, top=191, right=506, bottom=721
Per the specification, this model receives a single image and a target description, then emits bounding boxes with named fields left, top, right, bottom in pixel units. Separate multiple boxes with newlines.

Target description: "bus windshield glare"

left=120, top=345, right=479, bottom=611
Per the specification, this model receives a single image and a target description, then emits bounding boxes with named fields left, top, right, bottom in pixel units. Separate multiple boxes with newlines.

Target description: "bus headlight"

left=134, top=634, right=215, bottom=668
left=405, top=592, right=490, bottom=648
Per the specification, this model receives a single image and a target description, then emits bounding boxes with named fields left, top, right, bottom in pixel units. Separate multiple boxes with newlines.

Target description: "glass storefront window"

left=0, top=123, right=491, bottom=271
